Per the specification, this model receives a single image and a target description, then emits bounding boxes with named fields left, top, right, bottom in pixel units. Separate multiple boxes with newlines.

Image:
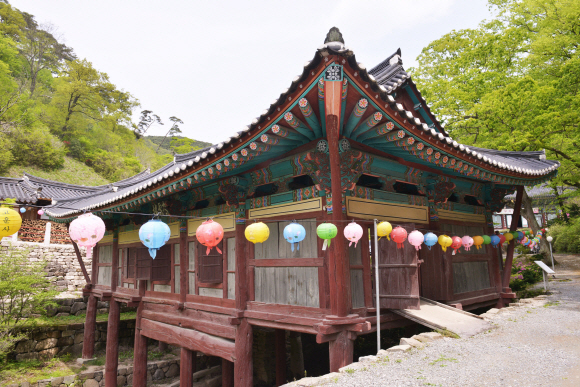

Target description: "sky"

left=11, top=0, right=492, bottom=144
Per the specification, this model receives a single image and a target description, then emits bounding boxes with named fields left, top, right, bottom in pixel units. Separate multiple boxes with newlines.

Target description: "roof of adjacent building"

left=505, top=183, right=575, bottom=201
left=9, top=27, right=557, bottom=220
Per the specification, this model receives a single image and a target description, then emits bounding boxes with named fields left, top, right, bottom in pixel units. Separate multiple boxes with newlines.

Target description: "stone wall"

left=46, top=297, right=111, bottom=318
left=0, top=241, right=91, bottom=292
left=11, top=319, right=135, bottom=362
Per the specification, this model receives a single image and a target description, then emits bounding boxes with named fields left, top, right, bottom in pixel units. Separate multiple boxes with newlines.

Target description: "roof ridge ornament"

left=324, top=27, right=344, bottom=44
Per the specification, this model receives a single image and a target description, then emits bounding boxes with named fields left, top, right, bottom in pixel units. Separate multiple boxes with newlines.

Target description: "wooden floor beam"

left=105, top=300, right=120, bottom=387
left=81, top=294, right=97, bottom=359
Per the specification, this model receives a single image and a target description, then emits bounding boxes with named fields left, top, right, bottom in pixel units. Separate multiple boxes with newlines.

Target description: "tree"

left=156, top=116, right=183, bottom=153
left=170, top=136, right=202, bottom=154
left=411, top=0, right=580, bottom=254
left=0, top=243, right=58, bottom=360
left=133, top=109, right=163, bottom=139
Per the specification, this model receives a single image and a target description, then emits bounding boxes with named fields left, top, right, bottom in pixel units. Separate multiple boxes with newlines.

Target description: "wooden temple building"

left=43, top=28, right=559, bottom=386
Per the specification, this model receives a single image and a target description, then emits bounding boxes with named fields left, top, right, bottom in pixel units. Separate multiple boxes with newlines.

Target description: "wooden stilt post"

left=81, top=294, right=97, bottom=359
left=222, top=358, right=234, bottom=387
left=133, top=280, right=148, bottom=387
left=105, top=300, right=120, bottom=387
left=275, top=329, right=286, bottom=386
left=499, top=186, right=524, bottom=307
left=180, top=348, right=195, bottom=387
left=179, top=222, right=188, bottom=305
left=234, top=319, right=253, bottom=387
left=329, top=331, right=354, bottom=372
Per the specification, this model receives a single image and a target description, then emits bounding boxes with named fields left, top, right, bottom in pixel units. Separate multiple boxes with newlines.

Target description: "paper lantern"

left=451, top=236, right=462, bottom=255
left=424, top=232, right=438, bottom=250
left=245, top=222, right=270, bottom=244
left=317, top=223, right=337, bottom=248
left=283, top=222, right=306, bottom=251
left=498, top=234, right=506, bottom=245
left=196, top=219, right=224, bottom=255
left=473, top=236, right=484, bottom=250
left=0, top=207, right=22, bottom=238
left=139, top=219, right=170, bottom=259
left=344, top=221, right=363, bottom=247
left=490, top=235, right=500, bottom=247
left=391, top=226, right=408, bottom=249
left=19, top=207, right=26, bottom=214
left=517, top=231, right=524, bottom=241
left=504, top=232, right=514, bottom=242
left=377, top=221, right=392, bottom=240
left=521, top=236, right=529, bottom=245
left=461, top=236, right=474, bottom=251
left=482, top=235, right=491, bottom=245
left=408, top=230, right=424, bottom=251
left=38, top=209, right=44, bottom=216
left=69, top=213, right=106, bottom=259
left=541, top=228, right=546, bottom=234
left=438, top=235, right=452, bottom=252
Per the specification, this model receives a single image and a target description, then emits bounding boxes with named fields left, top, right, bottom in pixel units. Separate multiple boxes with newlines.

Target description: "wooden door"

left=198, top=241, right=224, bottom=284
left=377, top=224, right=420, bottom=310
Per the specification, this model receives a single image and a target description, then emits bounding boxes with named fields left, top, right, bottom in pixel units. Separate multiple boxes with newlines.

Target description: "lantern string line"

left=1, top=201, right=542, bottom=238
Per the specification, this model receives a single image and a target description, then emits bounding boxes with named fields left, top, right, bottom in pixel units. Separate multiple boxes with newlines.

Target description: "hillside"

left=7, top=157, right=110, bottom=186
left=145, top=136, right=212, bottom=153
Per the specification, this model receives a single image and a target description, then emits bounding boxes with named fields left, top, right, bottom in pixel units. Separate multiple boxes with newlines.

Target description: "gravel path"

left=326, top=254, right=580, bottom=387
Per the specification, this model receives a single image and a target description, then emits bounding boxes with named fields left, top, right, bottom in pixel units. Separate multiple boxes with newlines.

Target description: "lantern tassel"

left=86, top=246, right=93, bottom=259
left=149, top=248, right=157, bottom=259
left=206, top=246, right=211, bottom=255
left=291, top=243, right=294, bottom=252
left=216, top=246, right=222, bottom=254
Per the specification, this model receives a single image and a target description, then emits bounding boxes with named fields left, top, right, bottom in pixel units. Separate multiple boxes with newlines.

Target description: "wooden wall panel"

left=248, top=198, right=322, bottom=219
left=346, top=197, right=428, bottom=223
left=452, top=261, right=491, bottom=294
left=254, top=267, right=319, bottom=308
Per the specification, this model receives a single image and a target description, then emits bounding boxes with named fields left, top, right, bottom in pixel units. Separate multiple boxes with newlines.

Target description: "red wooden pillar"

left=234, top=319, right=253, bottom=387
left=104, top=300, right=120, bottom=387
left=180, top=348, right=196, bottom=387
left=81, top=295, right=97, bottom=359
left=329, top=331, right=354, bottom=372
left=235, top=222, right=248, bottom=310
left=111, top=233, right=119, bottom=291
left=222, top=359, right=234, bottom=387
left=275, top=329, right=286, bottom=386
left=180, top=222, right=188, bottom=303
left=501, top=186, right=524, bottom=292
left=133, top=280, right=148, bottom=387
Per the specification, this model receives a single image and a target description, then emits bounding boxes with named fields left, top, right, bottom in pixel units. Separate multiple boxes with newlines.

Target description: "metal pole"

left=549, top=242, right=555, bottom=272
left=374, top=219, right=380, bottom=352
left=543, top=271, right=547, bottom=291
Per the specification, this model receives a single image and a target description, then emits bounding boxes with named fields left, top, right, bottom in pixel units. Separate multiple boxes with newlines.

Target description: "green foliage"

left=509, top=259, right=543, bottom=291
left=170, top=136, right=205, bottom=154
left=147, top=136, right=211, bottom=153
left=412, top=0, right=580, bottom=189
left=549, top=218, right=580, bottom=253
left=7, top=156, right=109, bottom=186
left=0, top=245, right=58, bottom=361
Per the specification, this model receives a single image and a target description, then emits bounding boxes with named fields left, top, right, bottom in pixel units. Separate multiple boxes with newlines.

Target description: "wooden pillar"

left=235, top=222, right=248, bottom=310
left=179, top=223, right=188, bottom=304
left=502, top=186, right=524, bottom=292
left=234, top=319, right=253, bottom=387
left=222, top=359, right=234, bottom=387
left=133, top=280, right=148, bottom=387
left=104, top=300, right=120, bottom=387
left=81, top=295, right=97, bottom=359
left=329, top=331, right=354, bottom=372
left=180, top=348, right=195, bottom=387
left=326, top=114, right=350, bottom=317
left=275, top=329, right=286, bottom=386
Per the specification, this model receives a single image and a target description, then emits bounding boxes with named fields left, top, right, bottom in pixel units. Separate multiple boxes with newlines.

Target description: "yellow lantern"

left=472, top=236, right=484, bottom=250
left=377, top=221, right=392, bottom=240
left=438, top=234, right=452, bottom=252
left=245, top=222, right=270, bottom=244
left=504, top=232, right=514, bottom=242
left=0, top=207, right=22, bottom=238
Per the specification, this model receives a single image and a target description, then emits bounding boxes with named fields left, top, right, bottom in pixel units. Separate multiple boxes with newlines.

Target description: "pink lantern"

left=461, top=236, right=474, bottom=251
left=344, top=221, right=363, bottom=247
left=196, top=219, right=224, bottom=255
left=451, top=236, right=462, bottom=255
left=391, top=226, right=408, bottom=249
left=69, top=213, right=106, bottom=259
left=408, top=230, right=424, bottom=251
left=37, top=209, right=44, bottom=216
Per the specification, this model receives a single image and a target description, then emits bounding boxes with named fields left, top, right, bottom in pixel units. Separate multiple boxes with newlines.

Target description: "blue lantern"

left=19, top=207, right=26, bottom=213
left=139, top=219, right=171, bottom=259
left=283, top=222, right=306, bottom=252
left=424, top=232, right=438, bottom=250
left=517, top=231, right=524, bottom=241
left=490, top=235, right=500, bottom=247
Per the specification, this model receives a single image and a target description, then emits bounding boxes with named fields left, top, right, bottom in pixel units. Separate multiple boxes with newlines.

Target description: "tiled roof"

left=505, top=183, right=575, bottom=200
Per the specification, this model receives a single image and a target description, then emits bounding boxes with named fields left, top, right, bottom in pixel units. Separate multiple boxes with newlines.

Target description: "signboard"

left=324, top=64, right=343, bottom=81
left=534, top=260, right=555, bottom=274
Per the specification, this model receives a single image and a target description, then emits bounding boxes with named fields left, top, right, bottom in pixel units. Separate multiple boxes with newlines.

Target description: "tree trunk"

left=521, top=189, right=554, bottom=262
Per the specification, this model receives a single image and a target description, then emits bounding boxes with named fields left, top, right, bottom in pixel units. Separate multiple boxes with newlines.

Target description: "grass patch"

left=434, top=329, right=459, bottom=339
left=17, top=311, right=136, bottom=328
left=517, top=287, right=548, bottom=299
left=7, top=157, right=110, bottom=186
left=544, top=301, right=560, bottom=308
left=0, top=354, right=81, bottom=386
left=429, top=355, right=458, bottom=367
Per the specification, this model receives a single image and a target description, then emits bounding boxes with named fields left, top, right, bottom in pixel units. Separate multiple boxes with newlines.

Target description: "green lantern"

left=525, top=230, right=531, bottom=236
left=511, top=231, right=519, bottom=241
left=482, top=235, right=492, bottom=245
left=317, top=223, right=338, bottom=249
